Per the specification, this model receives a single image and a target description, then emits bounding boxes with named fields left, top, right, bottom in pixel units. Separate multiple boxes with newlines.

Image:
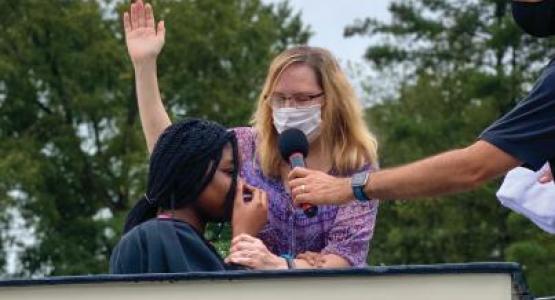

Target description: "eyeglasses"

left=266, top=92, right=325, bottom=108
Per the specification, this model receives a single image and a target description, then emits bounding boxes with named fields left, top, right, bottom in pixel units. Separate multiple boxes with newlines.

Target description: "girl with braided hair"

left=110, top=119, right=268, bottom=273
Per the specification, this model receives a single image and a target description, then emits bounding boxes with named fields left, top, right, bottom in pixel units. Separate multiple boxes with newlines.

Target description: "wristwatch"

left=351, top=171, right=371, bottom=202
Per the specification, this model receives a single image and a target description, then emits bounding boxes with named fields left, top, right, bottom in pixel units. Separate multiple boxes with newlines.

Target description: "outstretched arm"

left=123, top=0, right=171, bottom=153
left=289, top=141, right=521, bottom=204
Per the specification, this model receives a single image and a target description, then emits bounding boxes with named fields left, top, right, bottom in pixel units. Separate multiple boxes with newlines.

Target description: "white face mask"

left=272, top=105, right=322, bottom=142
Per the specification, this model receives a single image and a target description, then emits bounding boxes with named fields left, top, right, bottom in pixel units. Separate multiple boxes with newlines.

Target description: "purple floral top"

left=233, top=127, right=379, bottom=267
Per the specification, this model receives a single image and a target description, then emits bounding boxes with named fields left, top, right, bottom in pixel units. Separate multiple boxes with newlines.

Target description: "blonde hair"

left=251, top=46, right=378, bottom=178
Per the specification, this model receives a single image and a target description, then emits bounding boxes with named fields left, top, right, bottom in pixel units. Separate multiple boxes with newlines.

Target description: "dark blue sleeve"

left=109, top=230, right=145, bottom=274
left=479, top=61, right=555, bottom=171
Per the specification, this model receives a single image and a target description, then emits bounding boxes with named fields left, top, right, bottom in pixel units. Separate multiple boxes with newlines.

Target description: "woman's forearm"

left=294, top=253, right=350, bottom=269
left=134, top=61, right=171, bottom=153
left=319, top=254, right=351, bottom=268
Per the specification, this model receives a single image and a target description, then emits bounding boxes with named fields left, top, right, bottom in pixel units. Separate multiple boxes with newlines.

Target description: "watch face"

left=352, top=172, right=367, bottom=186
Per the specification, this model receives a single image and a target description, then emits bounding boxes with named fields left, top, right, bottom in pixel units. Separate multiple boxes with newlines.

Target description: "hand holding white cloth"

left=497, top=164, right=555, bottom=234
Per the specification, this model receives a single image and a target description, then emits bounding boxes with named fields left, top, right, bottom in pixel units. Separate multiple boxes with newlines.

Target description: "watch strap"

left=352, top=171, right=371, bottom=202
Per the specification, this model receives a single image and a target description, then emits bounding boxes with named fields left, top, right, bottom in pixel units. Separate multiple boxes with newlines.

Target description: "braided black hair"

left=123, top=118, right=239, bottom=233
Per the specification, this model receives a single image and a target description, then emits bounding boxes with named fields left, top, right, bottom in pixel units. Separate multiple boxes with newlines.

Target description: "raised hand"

left=123, top=0, right=165, bottom=65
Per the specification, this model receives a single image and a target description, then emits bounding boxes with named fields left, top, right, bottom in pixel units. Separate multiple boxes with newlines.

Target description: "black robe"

left=110, top=218, right=226, bottom=274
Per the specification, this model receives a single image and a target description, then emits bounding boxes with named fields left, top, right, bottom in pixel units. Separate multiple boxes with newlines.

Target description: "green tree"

left=348, top=0, right=555, bottom=295
left=1, top=0, right=131, bottom=276
left=0, top=0, right=309, bottom=276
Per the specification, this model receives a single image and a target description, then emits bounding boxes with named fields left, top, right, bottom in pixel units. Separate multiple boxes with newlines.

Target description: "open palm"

left=123, top=0, right=165, bottom=65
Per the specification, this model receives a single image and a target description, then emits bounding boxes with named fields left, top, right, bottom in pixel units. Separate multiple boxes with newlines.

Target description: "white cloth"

left=497, top=164, right=555, bottom=234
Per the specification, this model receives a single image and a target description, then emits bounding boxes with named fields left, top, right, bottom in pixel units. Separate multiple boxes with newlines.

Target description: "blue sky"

left=264, top=1, right=393, bottom=64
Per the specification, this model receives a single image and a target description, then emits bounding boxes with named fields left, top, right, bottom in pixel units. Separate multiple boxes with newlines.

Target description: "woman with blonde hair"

left=123, top=0, right=379, bottom=269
